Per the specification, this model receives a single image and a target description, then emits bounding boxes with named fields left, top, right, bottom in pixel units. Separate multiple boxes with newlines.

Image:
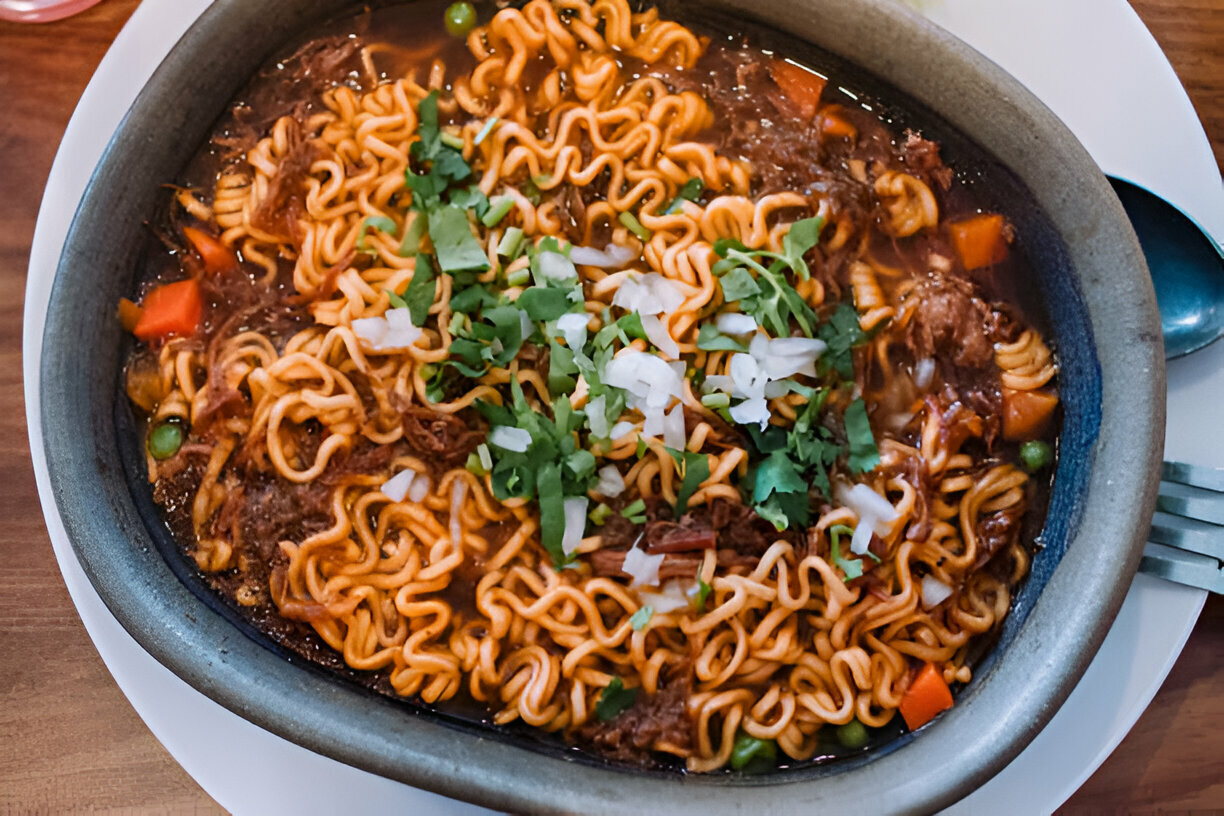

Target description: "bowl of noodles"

left=39, top=0, right=1163, bottom=811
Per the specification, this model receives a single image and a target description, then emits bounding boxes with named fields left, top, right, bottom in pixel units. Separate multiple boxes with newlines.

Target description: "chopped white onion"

left=519, top=309, right=535, bottom=342
left=602, top=350, right=684, bottom=411
left=914, top=358, right=936, bottom=389
left=663, top=403, right=686, bottom=450
left=611, top=272, right=685, bottom=316
left=729, top=353, right=767, bottom=400
left=536, top=251, right=578, bottom=283
left=562, top=496, right=588, bottom=555
left=642, top=406, right=665, bottom=439
left=622, top=546, right=665, bottom=588
left=640, top=314, right=680, bottom=359
left=702, top=375, right=736, bottom=394
left=555, top=312, right=590, bottom=351
left=764, top=379, right=793, bottom=399
left=352, top=310, right=423, bottom=352
left=715, top=312, right=757, bottom=336
left=489, top=425, right=531, bottom=453
left=596, top=465, right=626, bottom=498
left=408, top=474, right=431, bottom=504
left=450, top=478, right=467, bottom=546
left=769, top=337, right=827, bottom=357
left=850, top=522, right=875, bottom=556
left=609, top=421, right=637, bottom=440
left=748, top=332, right=771, bottom=361
left=729, top=396, right=770, bottom=429
left=569, top=243, right=638, bottom=269
left=637, top=579, right=691, bottom=613
left=381, top=469, right=417, bottom=502
left=834, top=482, right=900, bottom=554
left=921, top=574, right=955, bottom=609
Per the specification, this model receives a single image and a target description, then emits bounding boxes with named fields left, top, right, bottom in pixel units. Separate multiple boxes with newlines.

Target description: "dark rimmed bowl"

left=40, top=0, right=1164, bottom=812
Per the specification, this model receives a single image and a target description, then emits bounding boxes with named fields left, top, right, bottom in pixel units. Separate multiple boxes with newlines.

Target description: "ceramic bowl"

left=39, top=0, right=1164, bottom=812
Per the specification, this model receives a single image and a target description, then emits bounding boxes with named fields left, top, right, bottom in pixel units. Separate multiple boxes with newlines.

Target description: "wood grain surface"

left=0, top=1, right=1220, bottom=813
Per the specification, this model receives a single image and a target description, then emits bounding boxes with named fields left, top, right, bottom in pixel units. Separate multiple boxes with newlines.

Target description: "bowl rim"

left=38, top=0, right=1165, bottom=812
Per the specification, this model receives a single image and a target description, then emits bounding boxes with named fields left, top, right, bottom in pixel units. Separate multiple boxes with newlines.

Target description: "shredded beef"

left=974, top=502, right=1026, bottom=569
left=906, top=276, right=995, bottom=371
left=577, top=668, right=693, bottom=764
left=901, top=130, right=954, bottom=190
left=400, top=407, right=484, bottom=465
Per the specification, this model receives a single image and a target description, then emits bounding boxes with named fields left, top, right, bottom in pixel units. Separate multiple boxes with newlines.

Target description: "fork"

left=1139, top=461, right=1224, bottom=593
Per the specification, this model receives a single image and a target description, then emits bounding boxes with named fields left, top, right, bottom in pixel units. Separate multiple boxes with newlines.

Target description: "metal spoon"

left=1108, top=176, right=1224, bottom=359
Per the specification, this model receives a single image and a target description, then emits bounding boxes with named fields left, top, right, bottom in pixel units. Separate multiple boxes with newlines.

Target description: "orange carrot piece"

left=117, top=297, right=143, bottom=333
left=818, top=110, right=858, bottom=141
left=948, top=213, right=1009, bottom=271
left=1001, top=388, right=1059, bottom=441
left=899, top=662, right=954, bottom=731
left=182, top=225, right=239, bottom=274
left=132, top=279, right=203, bottom=341
left=769, top=59, right=827, bottom=121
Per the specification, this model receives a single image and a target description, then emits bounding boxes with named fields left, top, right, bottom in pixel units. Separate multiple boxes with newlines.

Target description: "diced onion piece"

left=562, top=496, right=588, bottom=555
left=555, top=312, right=590, bottom=351
left=850, top=522, right=875, bottom=556
left=729, top=353, right=767, bottom=399
left=729, top=396, right=770, bottom=429
left=637, top=579, right=691, bottom=613
left=602, top=350, right=684, bottom=411
left=640, top=314, right=680, bottom=359
left=702, top=375, right=736, bottom=394
left=569, top=243, right=638, bottom=269
left=834, top=482, right=900, bottom=554
left=384, top=307, right=415, bottom=332
left=352, top=310, right=423, bottom=352
left=921, top=574, right=955, bottom=609
left=611, top=272, right=685, bottom=316
left=381, top=469, right=417, bottom=502
left=609, top=421, right=637, bottom=440
left=352, top=316, right=388, bottom=347
left=663, top=403, right=686, bottom=450
left=408, top=474, right=431, bottom=503
left=450, top=479, right=467, bottom=546
left=489, top=425, right=531, bottom=453
left=715, top=312, right=757, bottom=335
left=748, top=332, right=771, bottom=361
left=762, top=337, right=826, bottom=379
left=914, top=358, right=936, bottom=389
left=536, top=251, right=578, bottom=283
left=596, top=465, right=625, bottom=498
left=642, top=406, right=665, bottom=439
left=622, top=547, right=665, bottom=588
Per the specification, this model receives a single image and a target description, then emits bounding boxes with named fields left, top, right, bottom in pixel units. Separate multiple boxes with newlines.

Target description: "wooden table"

left=1, top=1, right=1220, bottom=811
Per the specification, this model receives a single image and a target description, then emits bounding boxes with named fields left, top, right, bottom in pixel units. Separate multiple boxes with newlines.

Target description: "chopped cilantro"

left=428, top=205, right=490, bottom=273
left=844, top=398, right=880, bottom=474
left=403, top=255, right=437, bottom=327
left=664, top=177, right=704, bottom=214
left=357, top=215, right=397, bottom=254
left=386, top=289, right=408, bottom=309
left=596, top=677, right=637, bottom=722
left=517, top=286, right=573, bottom=322
left=670, top=449, right=710, bottom=516
left=817, top=303, right=866, bottom=379
left=696, top=323, right=749, bottom=352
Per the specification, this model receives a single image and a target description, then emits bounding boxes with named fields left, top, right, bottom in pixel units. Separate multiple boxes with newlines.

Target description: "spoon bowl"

left=1109, top=176, right=1224, bottom=359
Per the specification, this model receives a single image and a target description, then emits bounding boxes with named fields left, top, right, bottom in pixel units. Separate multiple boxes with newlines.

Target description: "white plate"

left=23, top=0, right=1223, bottom=813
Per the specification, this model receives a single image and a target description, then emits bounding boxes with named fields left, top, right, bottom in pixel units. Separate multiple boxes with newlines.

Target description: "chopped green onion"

left=476, top=442, right=493, bottom=472
left=148, top=421, right=184, bottom=460
left=664, top=177, right=704, bottom=214
left=419, top=363, right=438, bottom=381
left=444, top=1, right=477, bottom=36
left=448, top=312, right=466, bottom=335
left=1019, top=439, right=1053, bottom=473
left=836, top=718, right=870, bottom=750
left=474, top=116, right=499, bottom=145
left=481, top=195, right=515, bottom=228
left=465, top=450, right=488, bottom=476
left=618, top=211, right=652, bottom=241
left=700, top=392, right=730, bottom=410
left=505, top=266, right=531, bottom=287
left=439, top=131, right=465, bottom=150
left=730, top=731, right=777, bottom=771
left=629, top=606, right=653, bottom=631
left=498, top=226, right=525, bottom=260
left=691, top=578, right=712, bottom=612
left=621, top=498, right=647, bottom=523
left=588, top=502, right=613, bottom=526
left=386, top=289, right=408, bottom=309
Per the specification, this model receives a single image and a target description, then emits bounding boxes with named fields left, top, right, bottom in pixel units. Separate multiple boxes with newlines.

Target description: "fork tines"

left=1141, top=461, right=1224, bottom=594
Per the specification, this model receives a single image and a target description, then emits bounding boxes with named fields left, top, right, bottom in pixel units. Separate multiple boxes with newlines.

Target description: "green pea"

left=148, top=422, right=184, bottom=460
left=1019, top=439, right=1053, bottom=473
left=836, top=718, right=870, bottom=750
left=444, top=2, right=477, bottom=37
left=729, top=730, right=777, bottom=771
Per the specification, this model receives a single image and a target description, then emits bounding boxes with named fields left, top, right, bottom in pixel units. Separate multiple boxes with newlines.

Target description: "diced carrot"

left=769, top=59, right=827, bottom=121
left=182, top=225, right=239, bottom=274
left=132, top=279, right=203, bottom=341
left=1001, top=387, right=1059, bottom=441
left=948, top=213, right=1009, bottom=271
left=899, top=662, right=954, bottom=731
left=818, top=110, right=858, bottom=141
left=117, top=297, right=143, bottom=333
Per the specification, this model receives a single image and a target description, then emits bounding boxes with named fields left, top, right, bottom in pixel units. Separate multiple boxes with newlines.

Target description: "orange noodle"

left=123, top=0, right=1059, bottom=772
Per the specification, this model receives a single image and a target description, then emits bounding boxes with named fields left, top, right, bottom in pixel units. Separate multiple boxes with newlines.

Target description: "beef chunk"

left=577, top=669, right=693, bottom=764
